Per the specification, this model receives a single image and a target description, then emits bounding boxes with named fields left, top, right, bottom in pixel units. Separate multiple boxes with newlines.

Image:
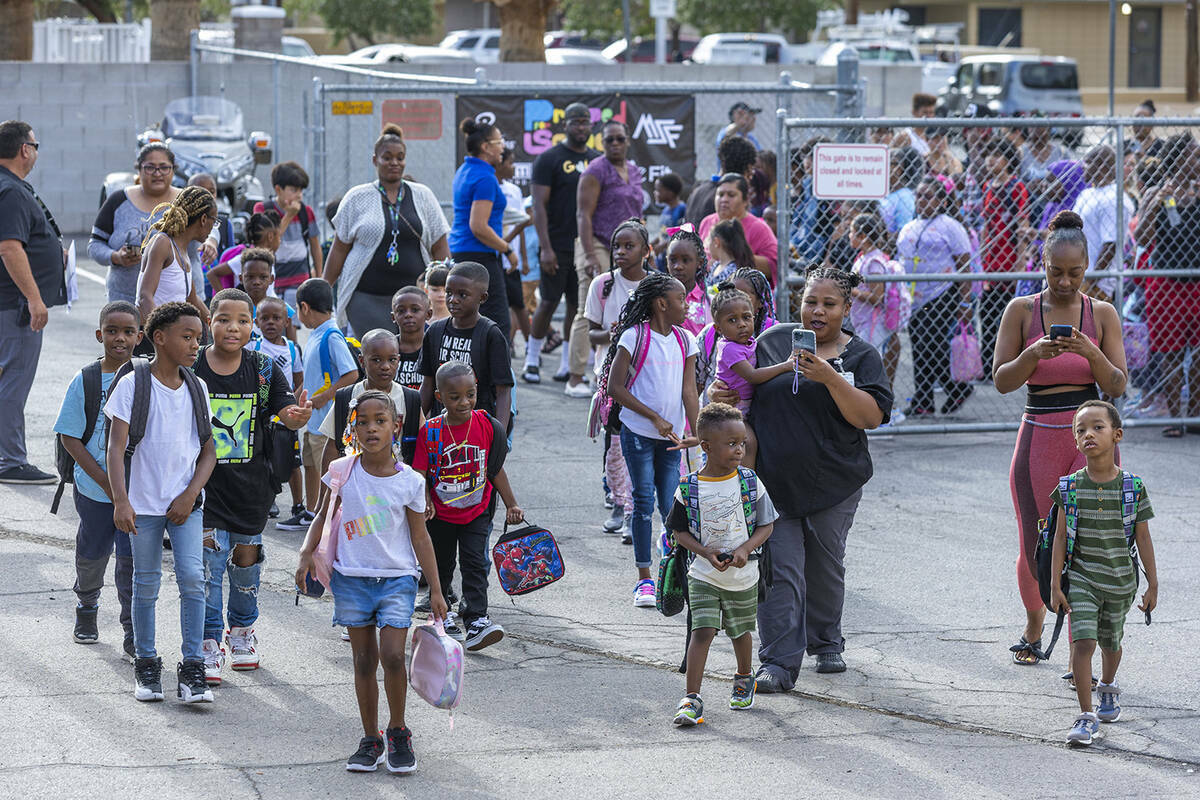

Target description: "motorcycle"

left=101, top=96, right=273, bottom=243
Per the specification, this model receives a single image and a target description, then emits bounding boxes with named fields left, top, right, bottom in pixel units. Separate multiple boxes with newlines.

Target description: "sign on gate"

left=455, top=94, right=695, bottom=207
left=812, top=143, right=889, bottom=200
left=382, top=99, right=442, bottom=140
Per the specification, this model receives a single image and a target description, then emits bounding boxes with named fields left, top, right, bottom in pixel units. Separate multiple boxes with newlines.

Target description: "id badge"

left=837, top=371, right=855, bottom=386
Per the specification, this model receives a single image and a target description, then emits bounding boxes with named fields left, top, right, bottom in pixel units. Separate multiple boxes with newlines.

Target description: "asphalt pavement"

left=0, top=250, right=1197, bottom=798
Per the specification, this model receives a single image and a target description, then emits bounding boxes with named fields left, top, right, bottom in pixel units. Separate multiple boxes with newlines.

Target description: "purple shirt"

left=716, top=336, right=757, bottom=412
left=584, top=157, right=643, bottom=245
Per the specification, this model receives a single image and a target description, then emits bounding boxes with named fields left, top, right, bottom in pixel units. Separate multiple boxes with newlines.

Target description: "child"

left=423, top=263, right=450, bottom=322
left=296, top=278, right=360, bottom=530
left=194, top=289, right=311, bottom=684
left=206, top=212, right=281, bottom=294
left=598, top=272, right=700, bottom=607
left=248, top=296, right=306, bottom=525
left=1050, top=401, right=1157, bottom=747
left=704, top=219, right=758, bottom=291
left=665, top=226, right=710, bottom=336
left=418, top=262, right=513, bottom=431
left=295, top=390, right=448, bottom=774
left=710, top=283, right=795, bottom=467
left=667, top=403, right=777, bottom=726
left=104, top=301, right=216, bottom=704
left=238, top=249, right=298, bottom=342
left=651, top=173, right=687, bottom=269
left=498, top=148, right=533, bottom=348
left=695, top=267, right=777, bottom=405
left=413, top=361, right=523, bottom=648
left=584, top=220, right=651, bottom=539
left=518, top=195, right=543, bottom=351
left=136, top=185, right=214, bottom=328
left=254, top=161, right=322, bottom=308
left=391, top=286, right=431, bottom=391
left=847, top=213, right=905, bottom=393
left=53, top=301, right=142, bottom=658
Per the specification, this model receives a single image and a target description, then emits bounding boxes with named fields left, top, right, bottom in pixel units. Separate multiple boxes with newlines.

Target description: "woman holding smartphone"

left=992, top=210, right=1127, bottom=669
left=708, top=266, right=893, bottom=690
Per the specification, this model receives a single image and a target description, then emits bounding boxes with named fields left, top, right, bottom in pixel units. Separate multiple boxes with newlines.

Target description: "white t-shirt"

left=325, top=460, right=427, bottom=577
left=672, top=473, right=779, bottom=592
left=616, top=324, right=698, bottom=441
left=104, top=371, right=212, bottom=517
left=318, top=380, right=410, bottom=440
left=249, top=337, right=300, bottom=386
left=1073, top=183, right=1135, bottom=297
left=584, top=270, right=642, bottom=377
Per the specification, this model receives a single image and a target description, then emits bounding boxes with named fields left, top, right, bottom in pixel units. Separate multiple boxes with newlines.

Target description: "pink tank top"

left=1025, top=292, right=1099, bottom=388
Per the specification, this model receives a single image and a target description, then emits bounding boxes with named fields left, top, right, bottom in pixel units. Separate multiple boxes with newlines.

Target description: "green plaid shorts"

left=1068, top=581, right=1135, bottom=651
left=688, top=577, right=757, bottom=639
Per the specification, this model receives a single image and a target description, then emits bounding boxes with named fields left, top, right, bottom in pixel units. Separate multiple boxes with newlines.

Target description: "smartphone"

left=792, top=327, right=817, bottom=354
left=1049, top=324, right=1073, bottom=340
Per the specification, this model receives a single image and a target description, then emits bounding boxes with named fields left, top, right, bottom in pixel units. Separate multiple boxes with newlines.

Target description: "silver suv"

left=937, top=55, right=1083, bottom=118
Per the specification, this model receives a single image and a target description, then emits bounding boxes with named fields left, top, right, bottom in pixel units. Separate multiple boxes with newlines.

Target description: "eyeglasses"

left=486, top=138, right=504, bottom=147
left=23, top=140, right=39, bottom=151
left=604, top=136, right=627, bottom=144
left=140, top=164, right=174, bottom=175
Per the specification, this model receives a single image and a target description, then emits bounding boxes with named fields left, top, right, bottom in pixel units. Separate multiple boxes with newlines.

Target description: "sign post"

left=811, top=143, right=890, bottom=200
left=649, top=0, right=676, bottom=65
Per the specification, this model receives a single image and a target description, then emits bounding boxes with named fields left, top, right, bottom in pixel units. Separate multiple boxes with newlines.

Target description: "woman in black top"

left=710, top=267, right=893, bottom=691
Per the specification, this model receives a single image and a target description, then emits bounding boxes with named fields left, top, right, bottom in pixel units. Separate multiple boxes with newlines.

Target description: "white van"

left=690, top=33, right=795, bottom=65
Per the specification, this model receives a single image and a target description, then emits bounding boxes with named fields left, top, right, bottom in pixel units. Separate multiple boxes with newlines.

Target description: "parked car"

left=689, top=33, right=796, bottom=65
left=937, top=55, right=1083, bottom=117
left=545, top=48, right=616, bottom=65
left=195, top=28, right=315, bottom=61
left=817, top=39, right=920, bottom=66
left=440, top=28, right=501, bottom=63
left=321, top=43, right=475, bottom=65
left=601, top=35, right=699, bottom=63
left=544, top=30, right=610, bottom=51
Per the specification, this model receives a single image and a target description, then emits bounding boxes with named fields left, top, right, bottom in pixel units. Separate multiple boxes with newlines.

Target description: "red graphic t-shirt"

left=981, top=177, right=1029, bottom=277
left=412, top=410, right=506, bottom=524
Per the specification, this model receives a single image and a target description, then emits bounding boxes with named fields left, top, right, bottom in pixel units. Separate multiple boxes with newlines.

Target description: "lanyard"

left=378, top=183, right=408, bottom=266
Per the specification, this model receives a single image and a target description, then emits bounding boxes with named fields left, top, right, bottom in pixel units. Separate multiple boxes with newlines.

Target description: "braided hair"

left=730, top=267, right=775, bottom=334
left=597, top=271, right=681, bottom=397
left=144, top=185, right=215, bottom=247
left=603, top=218, right=651, bottom=300
left=710, top=282, right=752, bottom=322
left=667, top=226, right=708, bottom=294
left=341, top=389, right=400, bottom=463
left=803, top=265, right=863, bottom=303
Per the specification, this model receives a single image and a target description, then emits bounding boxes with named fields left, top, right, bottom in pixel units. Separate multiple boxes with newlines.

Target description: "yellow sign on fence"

left=331, top=100, right=374, bottom=116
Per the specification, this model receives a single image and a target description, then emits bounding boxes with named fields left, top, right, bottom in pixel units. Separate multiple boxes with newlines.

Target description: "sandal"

left=544, top=330, right=564, bottom=354
left=1010, top=637, right=1046, bottom=665
left=1162, top=425, right=1185, bottom=438
left=1062, top=671, right=1098, bottom=691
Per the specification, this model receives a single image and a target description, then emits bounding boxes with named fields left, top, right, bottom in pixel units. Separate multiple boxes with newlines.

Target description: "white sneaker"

left=226, top=626, right=260, bottom=671
left=202, top=638, right=225, bottom=686
left=633, top=579, right=657, bottom=608
left=340, top=627, right=351, bottom=642
left=564, top=381, right=593, bottom=399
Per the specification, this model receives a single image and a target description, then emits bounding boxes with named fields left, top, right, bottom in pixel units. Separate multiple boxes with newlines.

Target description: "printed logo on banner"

left=633, top=114, right=683, bottom=148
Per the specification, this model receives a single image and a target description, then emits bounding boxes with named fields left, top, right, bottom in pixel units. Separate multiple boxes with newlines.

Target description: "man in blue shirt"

left=715, top=102, right=762, bottom=153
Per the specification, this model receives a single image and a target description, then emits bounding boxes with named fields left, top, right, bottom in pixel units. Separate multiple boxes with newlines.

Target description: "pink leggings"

left=605, top=433, right=633, bottom=515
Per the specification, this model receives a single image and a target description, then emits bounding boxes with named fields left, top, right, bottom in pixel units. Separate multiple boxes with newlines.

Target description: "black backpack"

left=333, top=383, right=422, bottom=465
left=51, top=360, right=104, bottom=514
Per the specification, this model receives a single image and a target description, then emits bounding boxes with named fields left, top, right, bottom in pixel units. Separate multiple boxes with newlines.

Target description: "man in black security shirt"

left=523, top=102, right=601, bottom=384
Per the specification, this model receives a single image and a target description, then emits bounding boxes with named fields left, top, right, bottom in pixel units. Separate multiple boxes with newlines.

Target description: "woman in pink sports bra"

left=992, top=211, right=1128, bottom=668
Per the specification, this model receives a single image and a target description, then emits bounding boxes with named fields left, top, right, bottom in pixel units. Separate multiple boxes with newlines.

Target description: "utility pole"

left=1189, top=0, right=1198, bottom=103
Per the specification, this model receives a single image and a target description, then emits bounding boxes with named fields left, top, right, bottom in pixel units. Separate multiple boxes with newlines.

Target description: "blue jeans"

left=619, top=427, right=681, bottom=569
left=130, top=509, right=205, bottom=662
left=203, top=529, right=263, bottom=641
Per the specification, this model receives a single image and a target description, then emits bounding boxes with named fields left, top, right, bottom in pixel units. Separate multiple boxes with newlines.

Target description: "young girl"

left=705, top=219, right=757, bottom=290
left=848, top=213, right=905, bottom=392
left=423, top=263, right=450, bottom=322
left=585, top=219, right=651, bottom=539
left=295, top=391, right=447, bottom=774
left=600, top=272, right=700, bottom=607
left=666, top=226, right=711, bottom=336
left=695, top=267, right=777, bottom=405
left=206, top=212, right=281, bottom=294
left=136, top=186, right=214, bottom=331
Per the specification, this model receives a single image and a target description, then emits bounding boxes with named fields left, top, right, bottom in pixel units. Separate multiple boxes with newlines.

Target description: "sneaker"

left=464, top=616, right=504, bottom=651
left=1096, top=682, right=1122, bottom=722
left=601, top=505, right=625, bottom=532
left=122, top=632, right=136, bottom=663
left=202, top=638, right=226, bottom=686
left=902, top=404, right=935, bottom=417
left=276, top=504, right=314, bottom=531
left=133, top=656, right=164, bottom=702
left=730, top=673, right=756, bottom=709
left=1066, top=712, right=1101, bottom=746
left=564, top=381, right=593, bottom=399
left=673, top=693, right=704, bottom=726
left=0, top=463, right=57, bottom=484
left=267, top=502, right=280, bottom=519
left=604, top=492, right=615, bottom=509
left=521, top=365, right=541, bottom=384
left=442, top=612, right=466, bottom=642
left=176, top=660, right=213, bottom=703
left=340, top=627, right=351, bottom=642
left=226, top=626, right=260, bottom=670
left=386, top=726, right=416, bottom=774
left=552, top=370, right=570, bottom=383
left=754, top=668, right=786, bottom=694
left=815, top=653, right=846, bottom=673
left=73, top=605, right=99, bottom=644
left=633, top=579, right=656, bottom=608
left=621, top=522, right=632, bottom=545
left=346, top=734, right=386, bottom=772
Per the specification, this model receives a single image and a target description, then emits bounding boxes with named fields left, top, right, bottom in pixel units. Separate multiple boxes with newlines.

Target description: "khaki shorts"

left=301, top=431, right=330, bottom=470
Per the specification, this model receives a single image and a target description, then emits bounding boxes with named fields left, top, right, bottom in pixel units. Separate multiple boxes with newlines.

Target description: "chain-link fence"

left=776, top=116, right=1200, bottom=433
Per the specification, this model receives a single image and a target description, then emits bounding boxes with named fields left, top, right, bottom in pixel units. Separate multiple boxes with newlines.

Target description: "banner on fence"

left=455, top=94, right=695, bottom=205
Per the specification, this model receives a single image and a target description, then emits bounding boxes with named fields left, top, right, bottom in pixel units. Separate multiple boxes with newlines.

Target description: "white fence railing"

left=33, top=19, right=151, bottom=63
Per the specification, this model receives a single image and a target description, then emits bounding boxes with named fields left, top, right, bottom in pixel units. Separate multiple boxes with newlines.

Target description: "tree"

left=679, top=0, right=823, bottom=41
left=150, top=0, right=201, bottom=59
left=561, top=0, right=651, bottom=40
left=0, top=0, right=35, bottom=60
left=489, top=0, right=556, bottom=61
left=317, top=0, right=433, bottom=47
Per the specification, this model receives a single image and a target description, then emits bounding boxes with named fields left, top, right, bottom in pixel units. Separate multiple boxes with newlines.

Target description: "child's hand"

left=652, top=415, right=675, bottom=439
left=430, top=592, right=449, bottom=622
left=1138, top=583, right=1158, bottom=615
left=424, top=490, right=436, bottom=521
left=294, top=552, right=315, bottom=592
left=669, top=435, right=699, bottom=451
left=1050, top=587, right=1071, bottom=614
left=310, top=388, right=331, bottom=410
left=705, top=549, right=730, bottom=572
left=730, top=545, right=750, bottom=568
left=284, top=197, right=302, bottom=217
left=279, top=394, right=314, bottom=428
left=505, top=505, right=524, bottom=525
left=166, top=492, right=195, bottom=525
left=114, top=501, right=136, bottom=534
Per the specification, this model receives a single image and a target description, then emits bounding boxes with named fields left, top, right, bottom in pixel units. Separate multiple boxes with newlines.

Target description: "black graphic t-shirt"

left=418, top=317, right=512, bottom=418
left=530, top=142, right=601, bottom=253
left=395, top=339, right=423, bottom=390
left=194, top=347, right=295, bottom=534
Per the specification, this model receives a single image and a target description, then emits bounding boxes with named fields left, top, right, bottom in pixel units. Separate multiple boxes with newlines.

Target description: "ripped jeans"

left=203, top=529, right=263, bottom=641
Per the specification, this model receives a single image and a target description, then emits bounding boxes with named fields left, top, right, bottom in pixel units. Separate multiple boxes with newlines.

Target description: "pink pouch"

left=311, top=455, right=356, bottom=590
left=950, top=322, right=984, bottom=383
left=409, top=619, right=464, bottom=720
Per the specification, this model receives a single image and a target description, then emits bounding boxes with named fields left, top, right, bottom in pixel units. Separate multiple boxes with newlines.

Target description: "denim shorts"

left=330, top=570, right=418, bottom=630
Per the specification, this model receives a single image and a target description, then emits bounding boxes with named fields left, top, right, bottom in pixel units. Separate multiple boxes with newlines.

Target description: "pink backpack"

left=409, top=619, right=464, bottom=718
left=586, top=322, right=688, bottom=438
left=309, top=455, right=357, bottom=590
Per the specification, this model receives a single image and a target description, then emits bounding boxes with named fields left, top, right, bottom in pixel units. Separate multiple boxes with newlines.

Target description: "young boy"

left=239, top=249, right=297, bottom=343
left=1050, top=400, right=1158, bottom=747
left=194, top=289, right=312, bottom=684
left=423, top=264, right=450, bottom=322
left=249, top=296, right=306, bottom=524
left=53, top=301, right=142, bottom=659
left=294, top=278, right=359, bottom=530
left=652, top=173, right=686, bottom=271
left=666, top=403, right=777, bottom=727
left=105, top=302, right=216, bottom=704
left=412, top=361, right=523, bottom=650
left=418, top=262, right=512, bottom=431
left=254, top=161, right=322, bottom=309
left=391, top=286, right=431, bottom=391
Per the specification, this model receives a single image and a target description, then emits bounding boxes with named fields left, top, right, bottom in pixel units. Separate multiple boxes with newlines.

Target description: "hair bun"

left=459, top=118, right=479, bottom=135
left=1048, top=210, right=1084, bottom=231
left=380, top=123, right=404, bottom=139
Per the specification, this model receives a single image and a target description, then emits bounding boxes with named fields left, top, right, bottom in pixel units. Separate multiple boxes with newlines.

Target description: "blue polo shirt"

left=449, top=156, right=506, bottom=254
